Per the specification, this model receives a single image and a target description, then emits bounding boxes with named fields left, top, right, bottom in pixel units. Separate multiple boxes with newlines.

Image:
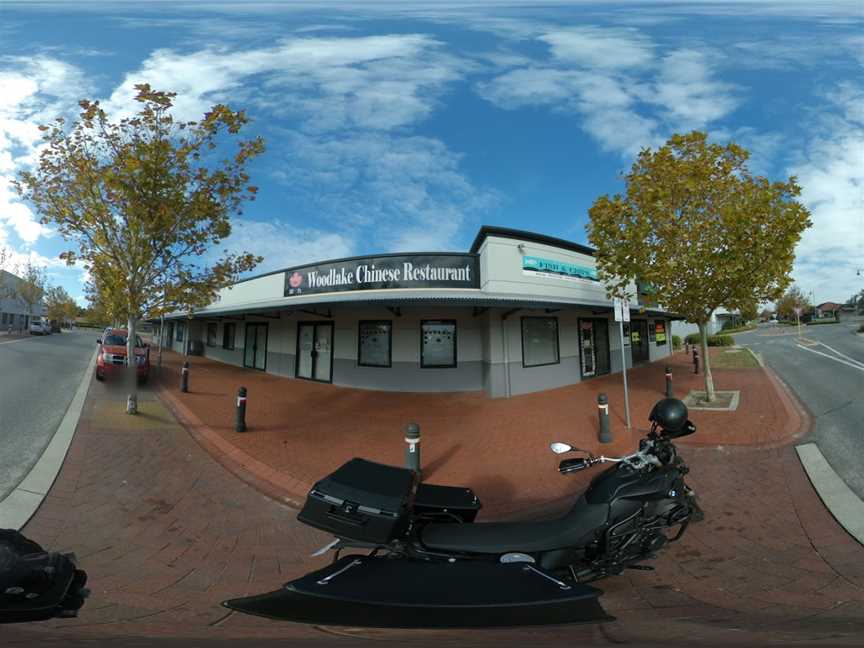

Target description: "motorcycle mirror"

left=550, top=442, right=573, bottom=454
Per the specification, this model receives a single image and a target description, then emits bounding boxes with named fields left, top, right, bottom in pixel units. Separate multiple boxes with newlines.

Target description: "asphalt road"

left=0, top=330, right=96, bottom=500
left=737, top=320, right=864, bottom=499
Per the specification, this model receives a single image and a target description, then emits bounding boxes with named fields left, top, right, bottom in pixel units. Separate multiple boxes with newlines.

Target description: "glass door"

left=297, top=324, right=314, bottom=379
left=313, top=323, right=333, bottom=382
left=631, top=320, right=649, bottom=365
left=592, top=319, right=611, bottom=375
left=244, top=323, right=268, bottom=371
left=296, top=322, right=334, bottom=383
left=579, top=320, right=596, bottom=377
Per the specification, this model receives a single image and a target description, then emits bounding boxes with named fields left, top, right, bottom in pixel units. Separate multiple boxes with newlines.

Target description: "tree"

left=775, top=285, right=809, bottom=321
left=44, top=285, right=78, bottom=328
left=15, top=85, right=264, bottom=414
left=737, top=301, right=759, bottom=324
left=16, top=260, right=47, bottom=328
left=587, top=131, right=811, bottom=402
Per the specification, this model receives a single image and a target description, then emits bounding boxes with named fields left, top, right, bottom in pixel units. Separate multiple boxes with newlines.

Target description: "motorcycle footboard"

left=222, top=554, right=614, bottom=628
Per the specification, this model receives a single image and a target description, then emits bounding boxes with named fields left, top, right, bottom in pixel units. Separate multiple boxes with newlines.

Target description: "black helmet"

left=649, top=398, right=688, bottom=433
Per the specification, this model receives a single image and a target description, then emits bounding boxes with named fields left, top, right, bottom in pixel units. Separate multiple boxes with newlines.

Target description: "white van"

left=29, top=318, right=50, bottom=335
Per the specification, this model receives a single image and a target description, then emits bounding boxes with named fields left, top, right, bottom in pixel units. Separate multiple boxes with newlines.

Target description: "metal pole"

left=158, top=313, right=164, bottom=369
left=797, top=312, right=801, bottom=338
left=618, top=320, right=631, bottom=429
left=598, top=393, right=611, bottom=443
left=665, top=365, right=673, bottom=398
left=180, top=361, right=189, bottom=393
left=235, top=387, right=247, bottom=432
left=405, top=423, right=421, bottom=476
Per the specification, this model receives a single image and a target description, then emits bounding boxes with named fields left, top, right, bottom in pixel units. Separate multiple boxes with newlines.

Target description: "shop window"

left=222, top=323, right=236, bottom=350
left=176, top=321, right=185, bottom=342
left=421, top=320, right=457, bottom=368
left=358, top=320, right=392, bottom=367
left=521, top=317, right=560, bottom=367
left=206, top=322, right=218, bottom=347
left=655, top=321, right=667, bottom=346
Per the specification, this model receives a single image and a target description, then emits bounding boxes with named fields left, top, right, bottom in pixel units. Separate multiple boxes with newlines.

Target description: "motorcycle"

left=223, top=398, right=704, bottom=628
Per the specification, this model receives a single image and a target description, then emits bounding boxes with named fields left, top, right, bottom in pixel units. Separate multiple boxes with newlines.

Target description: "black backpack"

left=0, top=529, right=88, bottom=623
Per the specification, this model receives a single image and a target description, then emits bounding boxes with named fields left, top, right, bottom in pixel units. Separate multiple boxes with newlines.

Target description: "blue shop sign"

left=522, top=255, right=598, bottom=282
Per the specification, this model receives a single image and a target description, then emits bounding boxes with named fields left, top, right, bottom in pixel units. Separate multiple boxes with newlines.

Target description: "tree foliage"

left=44, top=285, right=78, bottom=325
left=775, top=285, right=810, bottom=320
left=587, top=131, right=811, bottom=400
left=15, top=260, right=47, bottom=318
left=15, top=84, right=264, bottom=321
left=15, top=84, right=265, bottom=413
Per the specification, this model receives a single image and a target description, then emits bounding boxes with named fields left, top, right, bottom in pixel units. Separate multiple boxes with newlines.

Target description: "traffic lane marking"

left=0, top=337, right=35, bottom=345
left=815, top=340, right=864, bottom=369
left=795, top=344, right=864, bottom=373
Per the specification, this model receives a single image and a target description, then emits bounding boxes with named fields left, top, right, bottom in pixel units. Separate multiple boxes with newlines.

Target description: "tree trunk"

left=698, top=321, right=715, bottom=402
left=126, top=316, right=138, bottom=415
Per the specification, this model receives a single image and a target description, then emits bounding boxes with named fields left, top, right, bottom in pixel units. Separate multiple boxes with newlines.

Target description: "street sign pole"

left=614, top=297, right=632, bottom=429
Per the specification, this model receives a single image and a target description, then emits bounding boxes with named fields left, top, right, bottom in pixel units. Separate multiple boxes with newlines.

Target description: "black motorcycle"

left=223, top=398, right=704, bottom=628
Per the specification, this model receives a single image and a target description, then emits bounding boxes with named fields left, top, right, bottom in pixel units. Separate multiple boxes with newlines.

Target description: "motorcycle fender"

left=222, top=554, right=615, bottom=628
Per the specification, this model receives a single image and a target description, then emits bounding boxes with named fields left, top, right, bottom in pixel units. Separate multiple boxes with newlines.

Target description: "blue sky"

left=1, top=1, right=862, bottom=307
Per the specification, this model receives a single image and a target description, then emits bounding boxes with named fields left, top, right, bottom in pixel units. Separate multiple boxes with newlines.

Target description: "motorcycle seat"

left=421, top=495, right=607, bottom=555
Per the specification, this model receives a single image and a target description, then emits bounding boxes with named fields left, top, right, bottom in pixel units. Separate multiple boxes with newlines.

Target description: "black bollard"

left=598, top=393, right=611, bottom=444
left=665, top=365, right=673, bottom=398
left=693, top=349, right=700, bottom=374
left=235, top=387, right=247, bottom=433
left=405, top=423, right=421, bottom=476
left=180, top=361, right=189, bottom=392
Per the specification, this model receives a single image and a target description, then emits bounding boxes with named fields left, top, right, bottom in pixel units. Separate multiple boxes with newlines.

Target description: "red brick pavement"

left=5, top=349, right=864, bottom=644
left=155, top=348, right=805, bottom=518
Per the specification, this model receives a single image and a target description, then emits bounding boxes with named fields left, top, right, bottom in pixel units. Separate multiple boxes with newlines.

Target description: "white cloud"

left=789, top=83, right=864, bottom=302
left=0, top=56, right=88, bottom=247
left=649, top=49, right=740, bottom=130
left=103, top=34, right=465, bottom=132
left=214, top=219, right=356, bottom=274
left=274, top=131, right=497, bottom=251
left=539, top=26, right=655, bottom=69
left=477, top=27, right=740, bottom=157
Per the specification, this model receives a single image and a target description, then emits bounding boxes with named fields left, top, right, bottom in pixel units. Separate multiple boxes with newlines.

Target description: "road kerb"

left=0, top=347, right=98, bottom=530
left=796, top=443, right=864, bottom=546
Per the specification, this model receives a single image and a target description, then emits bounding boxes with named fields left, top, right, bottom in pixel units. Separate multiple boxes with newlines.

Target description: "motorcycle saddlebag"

left=297, top=458, right=417, bottom=544
left=413, top=483, right=482, bottom=523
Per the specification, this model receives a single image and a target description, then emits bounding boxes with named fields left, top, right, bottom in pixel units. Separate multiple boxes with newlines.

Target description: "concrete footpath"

left=4, top=352, right=864, bottom=645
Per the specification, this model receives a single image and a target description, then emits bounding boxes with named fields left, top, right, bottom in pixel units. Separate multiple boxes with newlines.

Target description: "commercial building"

left=0, top=269, right=45, bottom=332
left=161, top=227, right=676, bottom=398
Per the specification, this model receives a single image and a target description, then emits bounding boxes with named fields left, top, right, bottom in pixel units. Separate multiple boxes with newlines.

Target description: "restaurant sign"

left=284, top=254, right=479, bottom=296
left=522, top=255, right=598, bottom=282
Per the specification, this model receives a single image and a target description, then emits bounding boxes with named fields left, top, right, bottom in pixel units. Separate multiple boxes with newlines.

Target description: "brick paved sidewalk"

left=6, top=357, right=864, bottom=644
left=155, top=348, right=804, bottom=518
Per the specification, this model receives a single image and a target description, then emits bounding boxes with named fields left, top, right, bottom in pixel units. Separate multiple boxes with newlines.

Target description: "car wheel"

left=95, top=372, right=104, bottom=382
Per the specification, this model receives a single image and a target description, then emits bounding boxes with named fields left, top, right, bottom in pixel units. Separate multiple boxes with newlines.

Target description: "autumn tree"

left=44, top=285, right=78, bottom=328
left=15, top=85, right=264, bottom=414
left=775, top=285, right=810, bottom=321
left=588, top=131, right=811, bottom=402
left=15, top=261, right=48, bottom=328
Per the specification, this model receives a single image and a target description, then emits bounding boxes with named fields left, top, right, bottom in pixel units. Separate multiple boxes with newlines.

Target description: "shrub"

left=672, top=335, right=682, bottom=350
left=684, top=333, right=735, bottom=347
left=806, top=319, right=837, bottom=326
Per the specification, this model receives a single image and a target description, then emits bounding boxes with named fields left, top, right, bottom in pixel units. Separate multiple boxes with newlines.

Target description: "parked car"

left=96, top=328, right=150, bottom=382
left=29, top=318, right=50, bottom=335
